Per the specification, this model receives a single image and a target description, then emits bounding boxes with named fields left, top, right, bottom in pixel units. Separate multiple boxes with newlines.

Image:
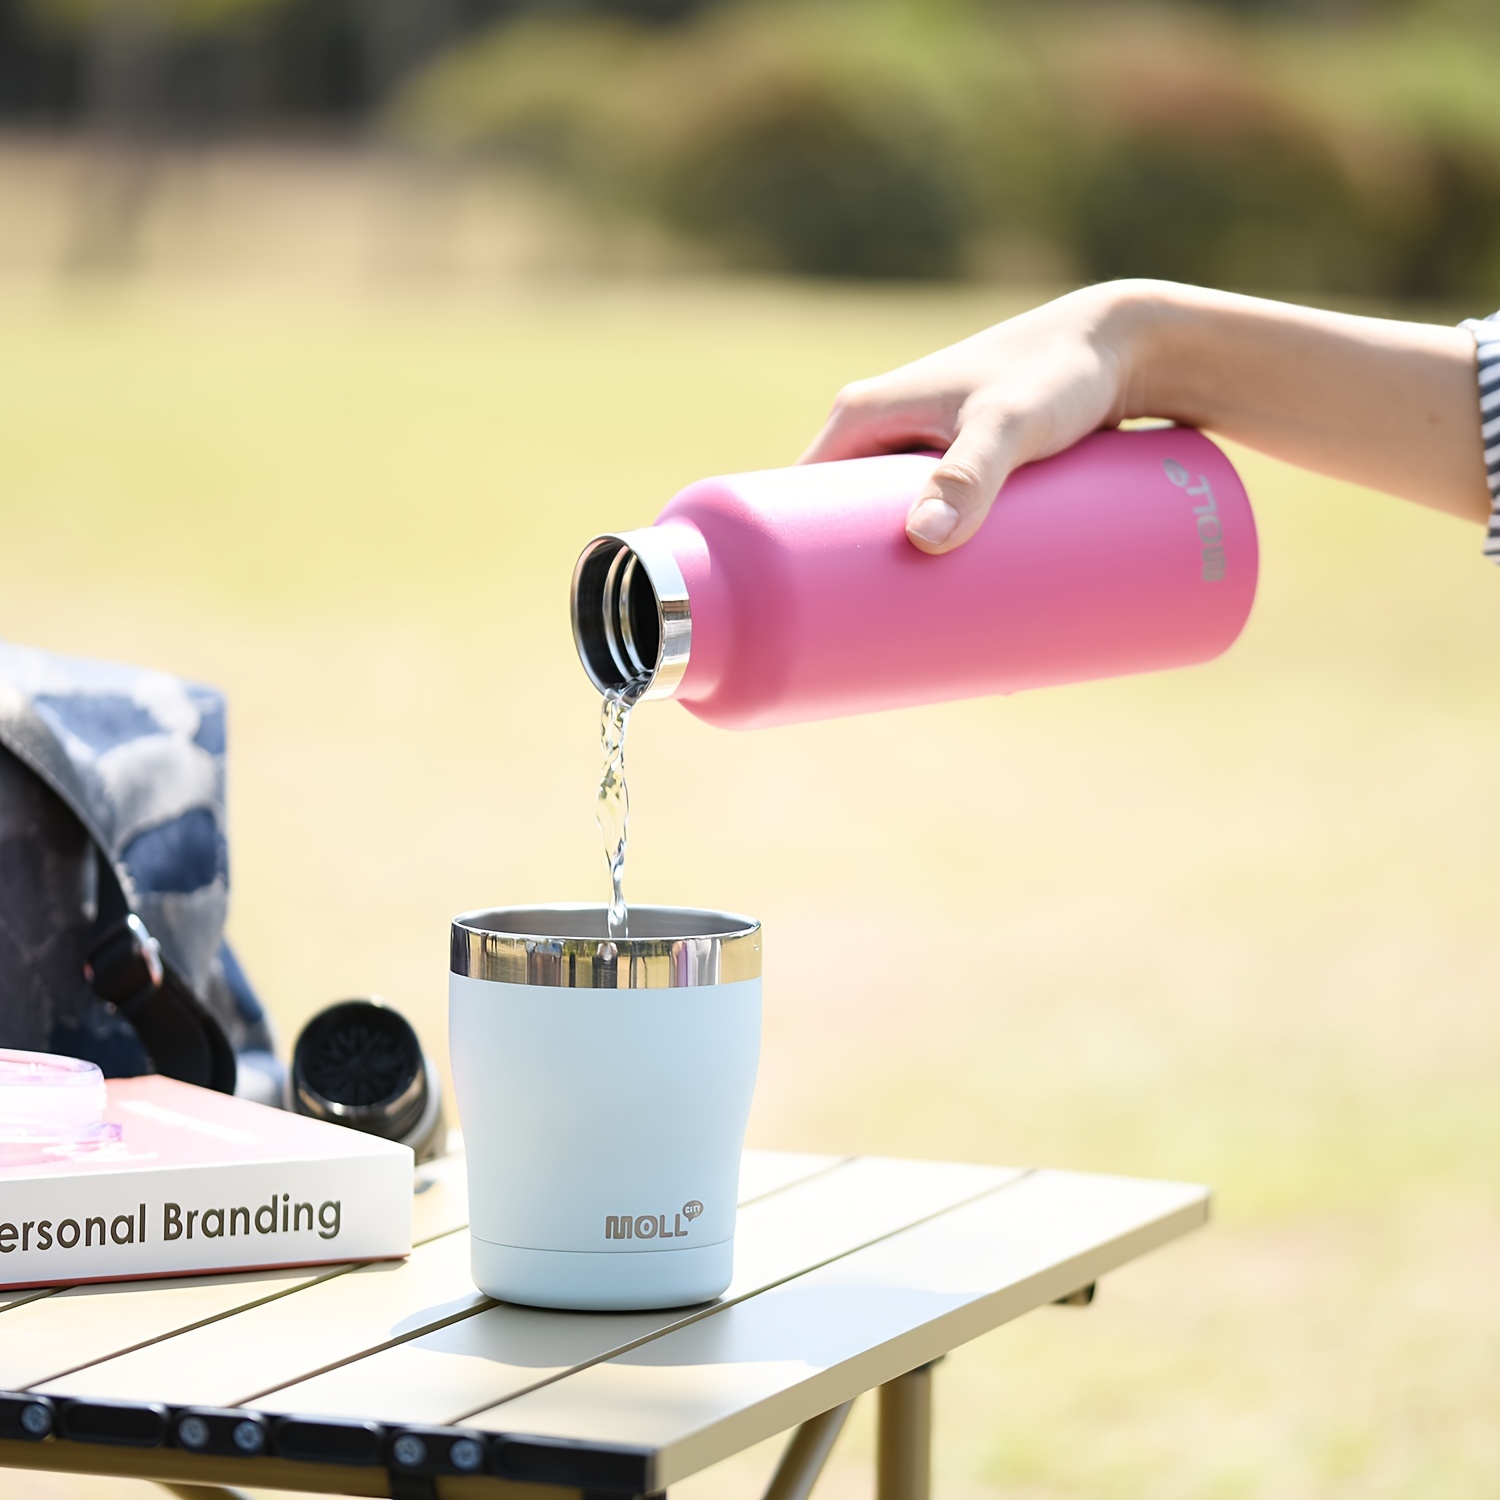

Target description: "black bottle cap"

left=289, top=998, right=438, bottom=1149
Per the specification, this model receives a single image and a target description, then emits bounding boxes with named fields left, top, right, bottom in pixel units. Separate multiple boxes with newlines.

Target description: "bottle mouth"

left=571, top=530, right=691, bottom=700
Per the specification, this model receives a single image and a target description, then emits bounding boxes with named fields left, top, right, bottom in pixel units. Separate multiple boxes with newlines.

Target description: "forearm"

left=1110, top=281, right=1491, bottom=524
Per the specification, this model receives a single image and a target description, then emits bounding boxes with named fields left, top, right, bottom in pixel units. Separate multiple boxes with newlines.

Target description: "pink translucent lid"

left=0, top=1048, right=122, bottom=1153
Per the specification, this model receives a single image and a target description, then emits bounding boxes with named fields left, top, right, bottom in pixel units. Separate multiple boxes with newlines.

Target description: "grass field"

left=3, top=267, right=1499, bottom=1500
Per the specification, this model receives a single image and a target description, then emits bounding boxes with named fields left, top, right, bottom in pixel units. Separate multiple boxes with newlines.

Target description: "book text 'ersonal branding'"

left=0, top=1193, right=343, bottom=1256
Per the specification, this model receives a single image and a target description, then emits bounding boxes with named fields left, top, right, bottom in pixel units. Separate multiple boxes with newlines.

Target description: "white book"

left=0, top=1075, right=413, bottom=1290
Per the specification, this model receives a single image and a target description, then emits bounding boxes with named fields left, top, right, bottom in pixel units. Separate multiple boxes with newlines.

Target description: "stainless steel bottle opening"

left=451, top=905, right=760, bottom=989
left=571, top=530, right=692, bottom=700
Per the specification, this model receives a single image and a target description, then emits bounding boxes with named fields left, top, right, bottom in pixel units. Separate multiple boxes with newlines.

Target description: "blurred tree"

left=1063, top=130, right=1376, bottom=290
left=25, top=0, right=286, bottom=265
left=0, top=0, right=79, bottom=116
left=0, top=0, right=729, bottom=128
left=17, top=0, right=491, bottom=264
left=662, top=73, right=970, bottom=277
left=393, top=0, right=1500, bottom=294
left=395, top=3, right=987, bottom=278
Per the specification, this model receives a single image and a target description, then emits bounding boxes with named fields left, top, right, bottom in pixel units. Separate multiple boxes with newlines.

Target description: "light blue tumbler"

left=449, top=906, right=761, bottom=1311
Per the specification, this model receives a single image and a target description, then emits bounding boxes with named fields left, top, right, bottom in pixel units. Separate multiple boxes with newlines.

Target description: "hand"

left=799, top=280, right=1489, bottom=549
left=799, top=284, right=1142, bottom=554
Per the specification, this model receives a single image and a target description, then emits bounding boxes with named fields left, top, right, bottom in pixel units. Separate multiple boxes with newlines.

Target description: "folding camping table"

left=0, top=1150, right=1208, bottom=1500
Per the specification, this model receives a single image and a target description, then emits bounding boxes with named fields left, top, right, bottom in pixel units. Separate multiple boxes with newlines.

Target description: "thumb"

left=905, top=407, right=1024, bottom=555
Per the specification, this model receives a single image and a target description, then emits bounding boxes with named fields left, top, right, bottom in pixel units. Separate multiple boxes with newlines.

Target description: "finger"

left=905, top=403, right=1027, bottom=554
left=799, top=378, right=953, bottom=466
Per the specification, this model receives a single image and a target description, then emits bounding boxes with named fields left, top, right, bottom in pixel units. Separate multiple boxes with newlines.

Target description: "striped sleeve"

left=1460, top=312, right=1500, bottom=561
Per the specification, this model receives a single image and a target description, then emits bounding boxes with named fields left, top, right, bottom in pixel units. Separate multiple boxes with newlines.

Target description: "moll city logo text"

left=1163, top=458, right=1227, bottom=581
left=605, top=1199, right=704, bottom=1242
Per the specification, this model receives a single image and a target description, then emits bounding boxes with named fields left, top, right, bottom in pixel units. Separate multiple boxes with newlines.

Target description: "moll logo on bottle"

left=604, top=1199, right=704, bottom=1242
left=1163, top=458, right=1227, bottom=582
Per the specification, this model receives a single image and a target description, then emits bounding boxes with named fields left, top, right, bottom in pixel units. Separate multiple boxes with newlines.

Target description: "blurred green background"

left=2, top=1, right=1499, bottom=1498
left=1, top=0, right=1499, bottom=292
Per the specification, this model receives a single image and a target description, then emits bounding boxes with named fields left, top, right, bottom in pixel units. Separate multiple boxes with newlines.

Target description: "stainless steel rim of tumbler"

left=571, top=528, right=692, bottom=701
left=450, top=905, right=760, bottom=989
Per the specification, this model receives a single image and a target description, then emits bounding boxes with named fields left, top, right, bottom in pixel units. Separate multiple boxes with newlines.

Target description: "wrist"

left=1092, top=280, right=1200, bottom=423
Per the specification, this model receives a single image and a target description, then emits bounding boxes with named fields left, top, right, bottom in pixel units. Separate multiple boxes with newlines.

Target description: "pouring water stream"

left=596, top=677, right=647, bottom=939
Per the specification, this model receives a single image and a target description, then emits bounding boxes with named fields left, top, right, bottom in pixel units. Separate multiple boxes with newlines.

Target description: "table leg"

left=1053, top=1282, right=1096, bottom=1306
left=761, top=1400, right=854, bottom=1500
left=876, top=1362, right=936, bottom=1500
left=156, top=1485, right=258, bottom=1500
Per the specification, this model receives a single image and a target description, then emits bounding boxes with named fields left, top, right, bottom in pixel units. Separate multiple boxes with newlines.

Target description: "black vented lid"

left=290, top=998, right=428, bottom=1144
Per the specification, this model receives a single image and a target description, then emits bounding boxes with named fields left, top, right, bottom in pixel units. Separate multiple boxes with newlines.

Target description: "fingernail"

left=907, top=498, right=958, bottom=546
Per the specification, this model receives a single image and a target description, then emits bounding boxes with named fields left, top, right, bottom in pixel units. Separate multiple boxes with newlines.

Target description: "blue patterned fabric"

left=0, top=644, right=279, bottom=1097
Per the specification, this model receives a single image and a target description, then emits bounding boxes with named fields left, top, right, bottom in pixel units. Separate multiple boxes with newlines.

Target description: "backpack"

left=0, top=643, right=280, bottom=1104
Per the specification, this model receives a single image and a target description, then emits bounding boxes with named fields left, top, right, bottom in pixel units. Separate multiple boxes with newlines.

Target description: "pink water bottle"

left=571, top=427, right=1257, bottom=730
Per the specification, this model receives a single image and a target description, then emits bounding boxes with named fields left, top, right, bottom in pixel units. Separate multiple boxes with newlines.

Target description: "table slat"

left=34, top=1229, right=479, bottom=1404
left=251, top=1157, right=1019, bottom=1427
left=737, top=1150, right=844, bottom=1203
left=411, top=1153, right=471, bottom=1243
left=35, top=1150, right=893, bottom=1410
left=0, top=1288, right=56, bottom=1315
left=1, top=1263, right=345, bottom=1390
left=467, top=1169, right=1208, bottom=1490
left=6, top=1161, right=474, bottom=1392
